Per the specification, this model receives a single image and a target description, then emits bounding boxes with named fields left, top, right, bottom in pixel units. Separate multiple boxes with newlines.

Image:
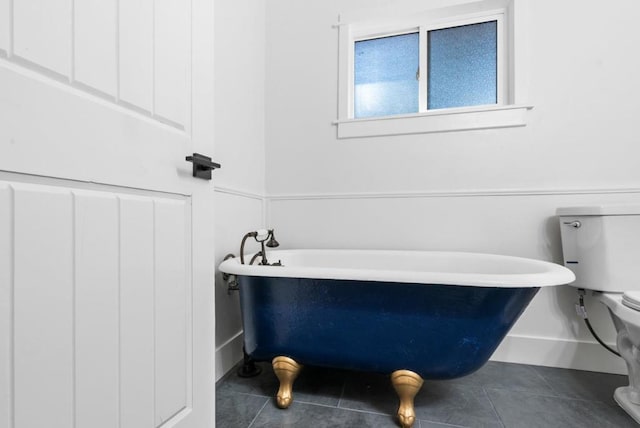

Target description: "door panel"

left=13, top=184, right=74, bottom=428
left=119, top=0, right=154, bottom=112
left=75, top=192, right=120, bottom=428
left=13, top=0, right=72, bottom=76
left=74, top=0, right=118, bottom=96
left=0, top=185, right=10, bottom=427
left=2, top=181, right=194, bottom=428
left=120, top=197, right=155, bottom=428
left=0, top=0, right=8, bottom=55
left=3, top=0, right=190, bottom=134
left=154, top=0, right=190, bottom=126
left=154, top=200, right=190, bottom=425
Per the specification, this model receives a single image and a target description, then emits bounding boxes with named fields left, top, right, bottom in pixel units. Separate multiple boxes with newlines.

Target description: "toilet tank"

left=557, top=205, right=640, bottom=292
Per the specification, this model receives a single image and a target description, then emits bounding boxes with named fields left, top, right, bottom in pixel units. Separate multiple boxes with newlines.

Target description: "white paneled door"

left=0, top=1, right=215, bottom=428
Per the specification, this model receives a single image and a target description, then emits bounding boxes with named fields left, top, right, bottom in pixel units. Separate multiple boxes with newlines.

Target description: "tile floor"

left=216, top=360, right=638, bottom=428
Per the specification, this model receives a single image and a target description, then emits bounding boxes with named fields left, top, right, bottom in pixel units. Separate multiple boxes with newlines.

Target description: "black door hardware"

left=185, top=153, right=221, bottom=180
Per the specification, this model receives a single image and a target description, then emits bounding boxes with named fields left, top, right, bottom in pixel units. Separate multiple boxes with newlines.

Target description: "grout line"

left=246, top=399, right=269, bottom=428
left=418, top=420, right=469, bottom=428
left=483, top=386, right=506, bottom=428
left=336, top=379, right=346, bottom=409
left=233, top=392, right=271, bottom=399
left=294, top=399, right=391, bottom=416
left=482, top=385, right=608, bottom=405
left=529, top=365, right=562, bottom=398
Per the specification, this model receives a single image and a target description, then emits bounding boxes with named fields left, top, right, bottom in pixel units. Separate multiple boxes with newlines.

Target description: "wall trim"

left=267, top=186, right=640, bottom=201
left=215, top=330, right=244, bottom=381
left=214, top=185, right=265, bottom=201
left=492, top=333, right=627, bottom=375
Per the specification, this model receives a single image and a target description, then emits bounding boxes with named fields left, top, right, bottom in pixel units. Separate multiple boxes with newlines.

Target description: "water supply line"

left=221, top=229, right=281, bottom=379
left=575, top=289, right=620, bottom=357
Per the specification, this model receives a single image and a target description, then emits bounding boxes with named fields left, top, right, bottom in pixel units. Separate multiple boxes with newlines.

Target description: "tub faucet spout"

left=240, top=229, right=280, bottom=265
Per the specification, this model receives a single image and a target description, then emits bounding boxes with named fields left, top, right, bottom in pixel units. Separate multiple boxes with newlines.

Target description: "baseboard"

left=215, top=331, right=244, bottom=381
left=214, top=332, right=627, bottom=380
left=492, top=334, right=627, bottom=375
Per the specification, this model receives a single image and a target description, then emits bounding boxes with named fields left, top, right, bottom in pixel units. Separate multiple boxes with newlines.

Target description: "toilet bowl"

left=599, top=292, right=640, bottom=423
left=558, top=205, right=640, bottom=424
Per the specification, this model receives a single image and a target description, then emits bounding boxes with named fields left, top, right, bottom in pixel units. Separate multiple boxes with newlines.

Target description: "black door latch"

left=185, top=153, right=221, bottom=180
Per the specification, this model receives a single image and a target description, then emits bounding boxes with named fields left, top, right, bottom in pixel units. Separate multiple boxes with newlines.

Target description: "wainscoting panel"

left=268, top=189, right=640, bottom=374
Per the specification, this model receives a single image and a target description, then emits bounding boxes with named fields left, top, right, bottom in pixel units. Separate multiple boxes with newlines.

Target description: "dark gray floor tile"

left=419, top=420, right=470, bottom=428
left=290, top=365, right=347, bottom=407
left=338, top=371, right=396, bottom=415
left=250, top=401, right=398, bottom=428
left=217, top=362, right=280, bottom=397
left=216, top=391, right=268, bottom=428
left=450, top=361, right=555, bottom=396
left=412, top=381, right=502, bottom=428
left=217, top=361, right=637, bottom=428
left=338, top=371, right=501, bottom=427
left=218, top=361, right=346, bottom=407
left=487, top=388, right=637, bottom=428
left=532, top=365, right=628, bottom=405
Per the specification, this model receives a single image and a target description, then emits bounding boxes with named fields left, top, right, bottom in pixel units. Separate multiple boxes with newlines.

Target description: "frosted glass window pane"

left=428, top=21, right=497, bottom=110
left=354, top=33, right=419, bottom=118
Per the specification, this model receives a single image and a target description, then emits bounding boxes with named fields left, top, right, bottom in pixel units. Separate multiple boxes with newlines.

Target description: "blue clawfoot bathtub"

left=220, top=249, right=574, bottom=428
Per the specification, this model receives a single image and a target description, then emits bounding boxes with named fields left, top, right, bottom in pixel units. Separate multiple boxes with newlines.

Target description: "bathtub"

left=219, top=249, right=575, bottom=427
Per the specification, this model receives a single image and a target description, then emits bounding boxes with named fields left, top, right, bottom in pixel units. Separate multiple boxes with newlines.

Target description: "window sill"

left=334, top=104, right=533, bottom=139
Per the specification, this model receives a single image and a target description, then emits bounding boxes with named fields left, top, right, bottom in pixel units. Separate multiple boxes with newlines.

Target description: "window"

left=427, top=21, right=497, bottom=110
left=336, top=0, right=532, bottom=138
left=354, top=32, right=420, bottom=118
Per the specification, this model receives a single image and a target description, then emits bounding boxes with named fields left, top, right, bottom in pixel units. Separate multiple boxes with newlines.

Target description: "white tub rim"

left=218, top=249, right=575, bottom=288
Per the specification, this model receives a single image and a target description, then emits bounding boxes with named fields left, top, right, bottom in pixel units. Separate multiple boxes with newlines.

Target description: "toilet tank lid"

left=557, top=204, right=640, bottom=216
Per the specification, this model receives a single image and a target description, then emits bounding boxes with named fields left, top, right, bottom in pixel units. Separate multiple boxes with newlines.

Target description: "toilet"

left=558, top=205, right=640, bottom=423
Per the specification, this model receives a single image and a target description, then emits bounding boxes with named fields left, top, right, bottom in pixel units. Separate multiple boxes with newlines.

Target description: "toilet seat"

left=622, top=291, right=640, bottom=312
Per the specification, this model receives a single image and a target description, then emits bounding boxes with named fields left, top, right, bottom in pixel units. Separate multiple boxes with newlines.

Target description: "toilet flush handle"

left=563, top=221, right=581, bottom=228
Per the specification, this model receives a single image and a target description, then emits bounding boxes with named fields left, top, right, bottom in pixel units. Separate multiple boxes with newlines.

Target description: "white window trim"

left=335, top=0, right=532, bottom=139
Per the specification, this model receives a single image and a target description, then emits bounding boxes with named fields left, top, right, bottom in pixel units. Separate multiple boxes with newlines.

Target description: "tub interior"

left=268, top=249, right=553, bottom=275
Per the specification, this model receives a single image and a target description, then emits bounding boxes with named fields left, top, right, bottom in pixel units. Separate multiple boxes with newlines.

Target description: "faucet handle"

left=255, top=229, right=269, bottom=240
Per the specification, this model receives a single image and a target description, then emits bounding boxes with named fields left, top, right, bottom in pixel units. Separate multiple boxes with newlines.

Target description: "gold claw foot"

left=272, top=356, right=303, bottom=409
left=391, top=370, right=424, bottom=428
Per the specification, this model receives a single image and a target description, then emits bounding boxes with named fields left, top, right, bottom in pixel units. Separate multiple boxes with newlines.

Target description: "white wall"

left=265, top=0, right=640, bottom=374
left=213, top=0, right=266, bottom=380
